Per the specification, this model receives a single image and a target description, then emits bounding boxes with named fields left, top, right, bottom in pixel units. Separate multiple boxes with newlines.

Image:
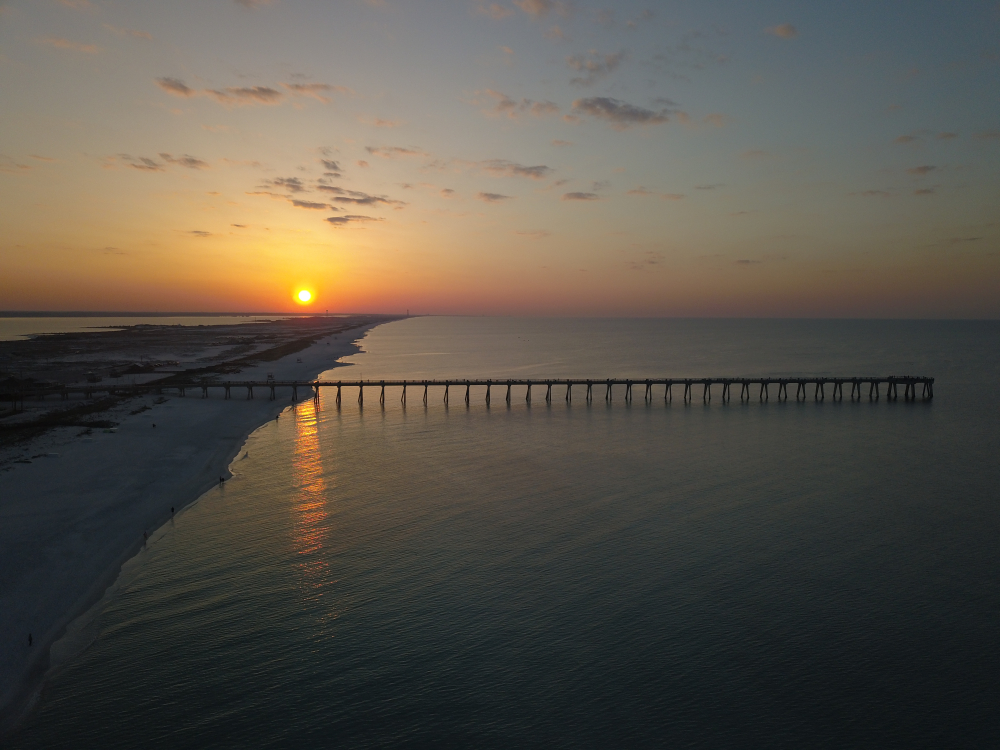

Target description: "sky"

left=1, top=0, right=998, bottom=317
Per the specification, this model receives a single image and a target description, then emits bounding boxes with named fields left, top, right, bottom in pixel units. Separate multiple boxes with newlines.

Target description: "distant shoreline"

left=0, top=311, right=380, bottom=318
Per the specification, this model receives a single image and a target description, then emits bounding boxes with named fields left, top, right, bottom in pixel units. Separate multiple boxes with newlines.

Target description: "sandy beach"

left=0, top=320, right=386, bottom=732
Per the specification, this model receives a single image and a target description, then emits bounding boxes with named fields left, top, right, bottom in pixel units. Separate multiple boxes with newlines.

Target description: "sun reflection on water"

left=291, top=398, right=332, bottom=590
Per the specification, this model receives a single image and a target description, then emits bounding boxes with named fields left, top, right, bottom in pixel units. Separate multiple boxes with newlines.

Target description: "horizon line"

left=1, top=312, right=998, bottom=322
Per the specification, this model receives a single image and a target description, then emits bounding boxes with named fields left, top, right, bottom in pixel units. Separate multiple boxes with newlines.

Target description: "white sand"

left=0, top=323, right=378, bottom=730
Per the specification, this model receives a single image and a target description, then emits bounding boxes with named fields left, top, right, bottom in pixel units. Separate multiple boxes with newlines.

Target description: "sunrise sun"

left=296, top=289, right=313, bottom=304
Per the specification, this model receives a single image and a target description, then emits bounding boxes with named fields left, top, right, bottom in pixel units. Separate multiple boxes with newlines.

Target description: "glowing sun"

left=296, top=289, right=313, bottom=304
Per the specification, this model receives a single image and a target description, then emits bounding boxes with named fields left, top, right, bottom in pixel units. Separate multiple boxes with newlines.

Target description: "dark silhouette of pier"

left=4, top=376, right=935, bottom=409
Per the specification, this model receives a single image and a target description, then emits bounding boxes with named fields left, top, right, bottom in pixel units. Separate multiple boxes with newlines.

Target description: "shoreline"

left=0, top=321, right=384, bottom=735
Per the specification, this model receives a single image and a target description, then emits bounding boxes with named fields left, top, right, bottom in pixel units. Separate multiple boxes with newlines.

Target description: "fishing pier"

left=5, top=376, right=935, bottom=408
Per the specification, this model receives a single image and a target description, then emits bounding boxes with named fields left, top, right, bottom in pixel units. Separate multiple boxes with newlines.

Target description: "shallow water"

left=9, top=318, right=1000, bottom=748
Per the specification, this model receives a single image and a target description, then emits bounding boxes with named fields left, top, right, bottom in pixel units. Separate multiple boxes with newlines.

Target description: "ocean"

left=8, top=318, right=1000, bottom=748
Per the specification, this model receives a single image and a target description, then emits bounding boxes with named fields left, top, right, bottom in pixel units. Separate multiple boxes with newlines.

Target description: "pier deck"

left=4, top=376, right=935, bottom=408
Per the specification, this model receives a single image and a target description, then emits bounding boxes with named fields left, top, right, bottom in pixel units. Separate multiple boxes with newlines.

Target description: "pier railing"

left=3, top=376, right=934, bottom=408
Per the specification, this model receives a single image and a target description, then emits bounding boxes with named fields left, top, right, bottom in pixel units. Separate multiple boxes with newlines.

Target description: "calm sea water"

left=0, top=316, right=292, bottom=341
left=9, top=318, right=1000, bottom=748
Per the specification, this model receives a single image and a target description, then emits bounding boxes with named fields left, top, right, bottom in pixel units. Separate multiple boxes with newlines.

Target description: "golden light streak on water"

left=291, top=398, right=332, bottom=591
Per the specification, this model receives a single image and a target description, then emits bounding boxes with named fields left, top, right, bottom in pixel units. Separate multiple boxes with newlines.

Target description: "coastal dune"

left=0, top=322, right=381, bottom=732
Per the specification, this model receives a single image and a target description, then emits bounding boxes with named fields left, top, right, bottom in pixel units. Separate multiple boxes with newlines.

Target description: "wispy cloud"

left=219, top=157, right=262, bottom=168
left=551, top=139, right=573, bottom=147
left=159, top=153, right=209, bottom=169
left=626, top=187, right=684, bottom=200
left=481, top=159, right=553, bottom=179
left=562, top=192, right=599, bottom=201
left=571, top=97, right=674, bottom=128
left=325, top=214, right=382, bottom=227
left=290, top=200, right=330, bottom=210
left=206, top=86, right=283, bottom=106
left=515, top=229, right=550, bottom=239
left=937, top=132, right=959, bottom=140
left=39, top=37, right=101, bottom=53
left=766, top=23, right=797, bottom=39
left=188, top=230, right=212, bottom=237
left=118, top=155, right=164, bottom=172
left=913, top=187, right=937, bottom=195
left=317, top=185, right=406, bottom=207
left=155, top=77, right=343, bottom=107
left=566, top=51, right=625, bottom=85
left=365, top=145, right=429, bottom=159
left=319, top=159, right=342, bottom=177
left=975, top=130, right=1000, bottom=140
left=477, top=191, right=513, bottom=203
left=0, top=155, right=31, bottom=174
left=853, top=189, right=892, bottom=197
left=694, top=183, right=724, bottom=190
left=156, top=77, right=195, bottom=97
left=282, top=82, right=351, bottom=103
left=156, top=78, right=282, bottom=106
left=907, top=165, right=936, bottom=176
left=475, top=89, right=560, bottom=119
left=263, top=176, right=307, bottom=193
